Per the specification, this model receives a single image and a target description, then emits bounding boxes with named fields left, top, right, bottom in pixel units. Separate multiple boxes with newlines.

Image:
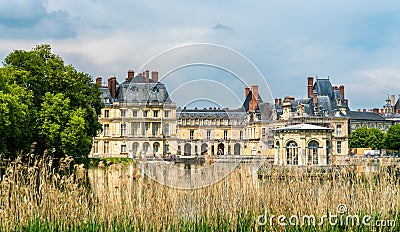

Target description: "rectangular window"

left=164, top=124, right=170, bottom=136
left=154, top=110, right=159, bottom=118
left=144, top=110, right=148, bottom=117
left=224, top=130, right=228, bottom=140
left=121, top=109, right=126, bottom=117
left=132, top=110, right=138, bottom=117
left=121, top=144, right=126, bottom=153
left=337, top=141, right=342, bottom=154
left=104, top=141, right=109, bottom=154
left=240, top=131, right=243, bottom=140
left=132, top=123, right=139, bottom=136
left=190, top=130, right=194, bottom=140
left=94, top=141, right=98, bottom=153
left=262, top=128, right=266, bottom=134
left=207, top=130, right=211, bottom=140
left=336, top=125, right=342, bottom=137
left=144, top=123, right=149, bottom=136
left=103, top=124, right=109, bottom=136
left=164, top=110, right=169, bottom=118
left=104, top=110, right=109, bottom=118
left=121, top=123, right=126, bottom=136
left=153, top=123, right=159, bottom=136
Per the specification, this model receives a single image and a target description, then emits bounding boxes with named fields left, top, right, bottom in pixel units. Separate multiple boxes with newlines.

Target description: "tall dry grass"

left=0, top=156, right=399, bottom=231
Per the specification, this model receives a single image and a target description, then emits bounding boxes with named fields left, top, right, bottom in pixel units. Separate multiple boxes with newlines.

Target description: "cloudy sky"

left=1, top=0, right=400, bottom=110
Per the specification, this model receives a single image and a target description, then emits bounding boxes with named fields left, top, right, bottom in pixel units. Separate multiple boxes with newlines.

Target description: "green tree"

left=1, top=44, right=103, bottom=160
left=385, top=124, right=400, bottom=152
left=0, top=68, right=33, bottom=158
left=367, top=128, right=385, bottom=150
left=349, top=127, right=385, bottom=149
left=349, top=127, right=370, bottom=148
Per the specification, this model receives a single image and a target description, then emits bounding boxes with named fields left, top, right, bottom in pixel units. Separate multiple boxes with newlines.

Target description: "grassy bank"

left=1, top=156, right=400, bottom=231
left=88, top=157, right=137, bottom=167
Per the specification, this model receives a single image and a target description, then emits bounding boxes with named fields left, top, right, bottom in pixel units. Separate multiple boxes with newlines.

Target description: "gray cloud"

left=1, top=0, right=400, bottom=109
left=0, top=0, right=46, bottom=28
left=0, top=0, right=76, bottom=39
left=212, top=23, right=233, bottom=31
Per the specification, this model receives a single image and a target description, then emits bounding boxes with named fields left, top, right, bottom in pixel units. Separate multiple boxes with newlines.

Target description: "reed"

left=1, top=156, right=399, bottom=231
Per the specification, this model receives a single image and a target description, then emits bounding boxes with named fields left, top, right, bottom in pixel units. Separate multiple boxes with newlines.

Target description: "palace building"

left=263, top=76, right=350, bottom=165
left=93, top=70, right=177, bottom=158
left=90, top=69, right=394, bottom=166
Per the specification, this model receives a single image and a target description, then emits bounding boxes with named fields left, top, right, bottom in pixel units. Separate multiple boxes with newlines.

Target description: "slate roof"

left=177, top=108, right=247, bottom=121
left=395, top=98, right=400, bottom=111
left=274, top=78, right=350, bottom=118
left=99, top=75, right=172, bottom=105
left=348, top=111, right=386, bottom=121
left=313, top=78, right=334, bottom=100
left=273, top=123, right=333, bottom=131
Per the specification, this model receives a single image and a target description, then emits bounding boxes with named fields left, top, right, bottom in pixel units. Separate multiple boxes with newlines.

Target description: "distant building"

left=348, top=110, right=391, bottom=132
left=93, top=70, right=177, bottom=158
left=273, top=124, right=333, bottom=166
left=90, top=69, right=395, bottom=164
left=176, top=107, right=248, bottom=156
left=266, top=76, right=350, bottom=165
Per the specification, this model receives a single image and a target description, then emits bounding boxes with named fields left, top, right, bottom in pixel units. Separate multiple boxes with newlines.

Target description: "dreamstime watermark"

left=257, top=204, right=396, bottom=228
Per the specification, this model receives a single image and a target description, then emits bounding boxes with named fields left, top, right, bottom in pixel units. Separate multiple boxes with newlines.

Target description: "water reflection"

left=88, top=158, right=397, bottom=195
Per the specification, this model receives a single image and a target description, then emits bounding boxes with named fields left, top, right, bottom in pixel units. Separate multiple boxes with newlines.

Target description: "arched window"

left=286, top=141, right=298, bottom=165
left=307, top=140, right=319, bottom=165
left=153, top=142, right=160, bottom=153
left=184, top=143, right=191, bottom=156
left=234, top=143, right=240, bottom=155
left=132, top=142, right=139, bottom=152
left=218, top=143, right=224, bottom=155
left=177, top=145, right=181, bottom=155
left=201, top=143, right=208, bottom=155
left=143, top=142, right=150, bottom=153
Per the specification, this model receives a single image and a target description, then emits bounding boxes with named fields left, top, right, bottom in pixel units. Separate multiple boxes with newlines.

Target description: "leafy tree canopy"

left=385, top=124, right=400, bottom=152
left=349, top=126, right=385, bottom=150
left=0, top=44, right=103, bottom=160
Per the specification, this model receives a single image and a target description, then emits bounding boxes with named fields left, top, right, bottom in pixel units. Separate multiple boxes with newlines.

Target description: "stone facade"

left=90, top=71, right=392, bottom=163
left=92, top=70, right=177, bottom=158
left=273, top=124, right=333, bottom=166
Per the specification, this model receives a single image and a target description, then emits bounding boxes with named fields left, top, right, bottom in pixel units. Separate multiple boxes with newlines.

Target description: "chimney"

left=252, top=85, right=259, bottom=100
left=391, top=94, right=395, bottom=106
left=363, top=109, right=366, bottom=112
left=345, top=99, right=348, bottom=106
left=278, top=98, right=282, bottom=106
left=357, top=109, right=361, bottom=112
left=128, top=70, right=134, bottom=80
left=108, top=76, right=117, bottom=98
left=372, top=108, right=379, bottom=113
left=285, top=96, right=295, bottom=101
left=145, top=70, right=150, bottom=83
left=313, top=90, right=318, bottom=104
left=274, top=98, right=279, bottom=105
left=250, top=85, right=259, bottom=111
left=96, top=77, right=102, bottom=87
left=307, top=76, right=313, bottom=98
left=151, top=71, right=159, bottom=82
left=339, top=85, right=345, bottom=98
left=265, top=103, right=271, bottom=120
left=245, top=87, right=250, bottom=99
left=381, top=109, right=385, bottom=114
